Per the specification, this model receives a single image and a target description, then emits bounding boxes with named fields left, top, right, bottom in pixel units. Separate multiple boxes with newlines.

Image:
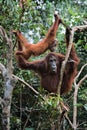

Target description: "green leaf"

left=84, top=104, right=87, bottom=111
left=84, top=44, right=87, bottom=50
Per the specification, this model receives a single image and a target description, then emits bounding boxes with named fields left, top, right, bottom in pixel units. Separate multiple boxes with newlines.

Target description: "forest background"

left=0, top=0, right=87, bottom=130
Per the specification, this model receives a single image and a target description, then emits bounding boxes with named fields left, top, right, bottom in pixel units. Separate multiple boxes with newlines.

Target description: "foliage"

left=0, top=0, right=87, bottom=129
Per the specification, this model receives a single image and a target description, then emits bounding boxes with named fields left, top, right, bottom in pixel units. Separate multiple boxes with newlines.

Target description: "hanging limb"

left=56, top=21, right=87, bottom=96
left=57, top=24, right=87, bottom=95
left=57, top=27, right=74, bottom=95
left=56, top=25, right=74, bottom=130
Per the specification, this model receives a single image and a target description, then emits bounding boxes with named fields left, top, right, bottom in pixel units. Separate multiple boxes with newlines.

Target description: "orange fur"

left=13, top=14, right=62, bottom=59
left=16, top=42, right=80, bottom=94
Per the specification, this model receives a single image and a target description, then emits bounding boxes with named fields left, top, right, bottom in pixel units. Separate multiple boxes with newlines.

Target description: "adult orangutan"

left=16, top=28, right=80, bottom=94
left=13, top=14, right=62, bottom=59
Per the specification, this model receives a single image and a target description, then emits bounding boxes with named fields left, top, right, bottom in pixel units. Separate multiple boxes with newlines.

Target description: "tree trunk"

left=0, top=26, right=17, bottom=130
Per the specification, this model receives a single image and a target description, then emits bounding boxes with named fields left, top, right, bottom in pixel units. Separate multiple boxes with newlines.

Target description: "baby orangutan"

left=13, top=14, right=62, bottom=59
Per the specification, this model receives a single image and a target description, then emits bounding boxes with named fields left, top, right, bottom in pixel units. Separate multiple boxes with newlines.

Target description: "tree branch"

left=73, top=25, right=87, bottom=31
left=12, top=74, right=39, bottom=95
left=0, top=26, right=9, bottom=43
left=73, top=61, right=87, bottom=129
left=74, top=63, right=87, bottom=84
left=0, top=97, right=5, bottom=106
left=0, top=63, right=39, bottom=95
left=57, top=28, right=74, bottom=94
left=57, top=25, right=87, bottom=96
left=65, top=114, right=74, bottom=129
left=0, top=63, right=7, bottom=78
left=77, top=74, right=87, bottom=87
left=0, top=26, right=16, bottom=130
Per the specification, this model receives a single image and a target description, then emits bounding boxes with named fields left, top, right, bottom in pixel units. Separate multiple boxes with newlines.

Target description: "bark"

left=73, top=63, right=87, bottom=130
left=57, top=25, right=87, bottom=95
left=0, top=26, right=17, bottom=130
left=56, top=24, right=87, bottom=129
